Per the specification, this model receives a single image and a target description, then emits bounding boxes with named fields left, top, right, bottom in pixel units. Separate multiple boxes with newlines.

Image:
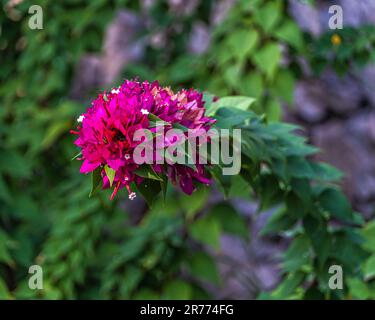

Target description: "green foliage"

left=1, top=0, right=374, bottom=301
left=307, top=26, right=375, bottom=75
left=204, top=95, right=369, bottom=299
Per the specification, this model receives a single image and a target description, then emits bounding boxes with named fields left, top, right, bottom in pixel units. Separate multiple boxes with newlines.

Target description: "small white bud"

left=141, top=109, right=149, bottom=115
left=128, top=192, right=136, bottom=200
left=77, top=115, right=85, bottom=123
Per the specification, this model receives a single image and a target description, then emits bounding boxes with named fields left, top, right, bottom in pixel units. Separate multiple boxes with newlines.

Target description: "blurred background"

left=1, top=0, right=375, bottom=299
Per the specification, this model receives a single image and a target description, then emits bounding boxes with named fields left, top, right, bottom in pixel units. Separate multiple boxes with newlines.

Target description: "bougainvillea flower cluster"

left=71, top=79, right=215, bottom=200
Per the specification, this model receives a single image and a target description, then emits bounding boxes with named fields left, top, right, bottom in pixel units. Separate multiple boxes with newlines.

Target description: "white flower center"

left=111, top=88, right=120, bottom=94
left=141, top=109, right=149, bottom=115
left=128, top=192, right=136, bottom=200
left=125, top=154, right=131, bottom=160
left=77, top=115, right=85, bottom=123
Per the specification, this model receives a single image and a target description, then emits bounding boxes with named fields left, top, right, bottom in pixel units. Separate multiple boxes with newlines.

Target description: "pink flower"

left=71, top=80, right=215, bottom=200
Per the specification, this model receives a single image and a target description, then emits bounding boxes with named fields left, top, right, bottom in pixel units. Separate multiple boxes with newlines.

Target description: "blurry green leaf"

left=261, top=208, right=297, bottom=236
left=272, top=272, right=305, bottom=299
left=303, top=215, right=331, bottom=267
left=187, top=251, right=220, bottom=285
left=42, top=120, right=71, bottom=149
left=253, top=43, right=281, bottom=79
left=364, top=254, right=375, bottom=280
left=223, top=63, right=242, bottom=88
left=265, top=99, right=282, bottom=122
left=211, top=96, right=256, bottom=114
left=0, top=278, right=11, bottom=300
left=189, top=215, right=221, bottom=250
left=239, top=73, right=264, bottom=99
left=0, top=150, right=32, bottom=178
left=226, top=29, right=259, bottom=61
left=180, top=187, right=209, bottom=218
left=347, top=278, right=370, bottom=300
left=254, top=2, right=282, bottom=33
left=319, top=188, right=354, bottom=223
left=162, top=280, right=192, bottom=299
left=362, top=220, right=375, bottom=252
left=282, top=235, right=311, bottom=272
left=271, top=70, right=296, bottom=104
left=0, top=176, right=11, bottom=203
left=137, top=179, right=161, bottom=207
left=89, top=167, right=102, bottom=198
left=274, top=20, right=304, bottom=50
left=133, top=289, right=160, bottom=300
left=209, top=202, right=249, bottom=240
left=310, top=162, right=343, bottom=181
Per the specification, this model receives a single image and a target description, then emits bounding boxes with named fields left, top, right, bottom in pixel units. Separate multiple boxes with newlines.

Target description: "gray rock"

left=294, top=72, right=364, bottom=123
left=188, top=22, right=211, bottom=55
left=289, top=0, right=322, bottom=36
left=312, top=119, right=375, bottom=207
left=70, top=10, right=145, bottom=99
left=358, top=64, right=375, bottom=108
left=294, top=79, right=327, bottom=123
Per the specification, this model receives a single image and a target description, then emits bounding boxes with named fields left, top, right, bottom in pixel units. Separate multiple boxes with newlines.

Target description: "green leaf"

left=210, top=96, right=256, bottom=115
left=214, top=107, right=254, bottom=128
left=271, top=272, right=305, bottom=299
left=261, top=207, right=297, bottom=236
left=0, top=176, right=11, bottom=203
left=265, top=99, right=282, bottom=122
left=133, top=289, right=159, bottom=300
left=0, top=150, right=32, bottom=178
left=239, top=73, right=264, bottom=99
left=310, top=162, right=343, bottom=181
left=71, top=151, right=82, bottom=161
left=42, top=120, right=71, bottom=149
left=0, top=278, right=11, bottom=300
left=137, top=179, right=161, bottom=207
left=254, top=2, right=282, bottom=33
left=0, top=231, right=13, bottom=266
left=209, top=202, right=249, bottom=240
left=180, top=187, right=209, bottom=219
left=89, top=167, right=102, bottom=198
left=271, top=70, right=296, bottom=104
left=303, top=215, right=331, bottom=267
left=319, top=188, right=354, bottom=223
left=162, top=280, right=192, bottom=300
left=274, top=20, right=304, bottom=51
left=208, top=165, right=232, bottom=198
left=286, top=156, right=314, bottom=179
left=189, top=215, right=221, bottom=250
left=104, top=165, right=116, bottom=187
left=226, top=29, right=259, bottom=61
left=282, top=235, right=311, bottom=272
left=134, top=165, right=163, bottom=181
left=361, top=220, right=375, bottom=252
left=364, top=254, right=375, bottom=280
left=347, top=278, right=370, bottom=300
left=253, top=43, right=281, bottom=79
left=187, top=251, right=220, bottom=285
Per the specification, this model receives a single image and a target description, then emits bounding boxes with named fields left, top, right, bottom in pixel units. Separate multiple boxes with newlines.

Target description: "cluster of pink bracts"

left=71, top=80, right=215, bottom=200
